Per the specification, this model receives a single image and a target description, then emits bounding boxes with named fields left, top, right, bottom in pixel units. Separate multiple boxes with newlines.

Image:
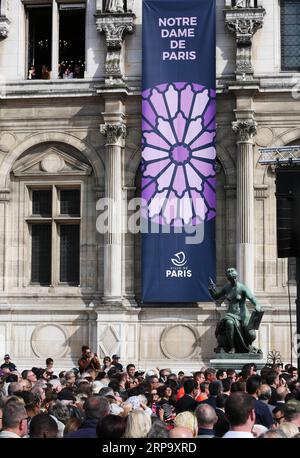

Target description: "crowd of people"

left=0, top=347, right=300, bottom=439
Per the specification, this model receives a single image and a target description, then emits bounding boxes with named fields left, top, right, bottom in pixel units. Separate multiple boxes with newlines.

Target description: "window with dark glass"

left=59, top=4, right=85, bottom=79
left=60, top=225, right=80, bottom=284
left=27, top=5, right=52, bottom=79
left=32, top=190, right=52, bottom=217
left=60, top=189, right=80, bottom=216
left=28, top=186, right=80, bottom=286
left=31, top=224, right=52, bottom=284
left=281, top=0, right=300, bottom=71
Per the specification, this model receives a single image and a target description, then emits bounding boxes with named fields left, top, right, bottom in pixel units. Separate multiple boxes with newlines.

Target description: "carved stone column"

left=0, top=189, right=9, bottom=291
left=232, top=119, right=257, bottom=291
left=100, top=122, right=126, bottom=303
left=95, top=8, right=135, bottom=87
left=224, top=1, right=265, bottom=80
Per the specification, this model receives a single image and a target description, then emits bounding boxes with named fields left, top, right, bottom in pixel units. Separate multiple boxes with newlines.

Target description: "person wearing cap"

left=111, top=354, right=123, bottom=371
left=1, top=354, right=17, bottom=372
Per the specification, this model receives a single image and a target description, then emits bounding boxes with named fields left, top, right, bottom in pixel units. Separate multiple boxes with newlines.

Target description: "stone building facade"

left=0, top=0, right=298, bottom=371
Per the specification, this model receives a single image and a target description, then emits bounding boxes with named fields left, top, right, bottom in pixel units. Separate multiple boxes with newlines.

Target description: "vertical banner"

left=142, top=0, right=216, bottom=302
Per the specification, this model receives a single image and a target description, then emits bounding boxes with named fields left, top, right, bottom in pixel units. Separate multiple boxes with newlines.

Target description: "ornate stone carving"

left=100, top=123, right=126, bottom=144
left=224, top=4, right=265, bottom=80
left=95, top=12, right=135, bottom=86
left=0, top=15, right=9, bottom=39
left=232, top=120, right=257, bottom=142
left=103, top=0, right=124, bottom=13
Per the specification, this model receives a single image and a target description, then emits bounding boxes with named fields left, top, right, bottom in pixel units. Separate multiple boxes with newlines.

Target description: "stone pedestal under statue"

left=210, top=353, right=267, bottom=371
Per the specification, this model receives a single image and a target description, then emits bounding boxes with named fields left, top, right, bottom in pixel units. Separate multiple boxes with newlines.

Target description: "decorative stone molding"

left=254, top=184, right=269, bottom=199
left=95, top=9, right=135, bottom=87
left=232, top=120, right=257, bottom=142
left=224, top=2, right=265, bottom=80
left=0, top=188, right=10, bottom=201
left=100, top=123, right=126, bottom=145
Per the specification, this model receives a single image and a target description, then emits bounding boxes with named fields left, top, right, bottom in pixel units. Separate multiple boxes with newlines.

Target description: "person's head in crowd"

left=167, top=373, right=178, bottom=382
left=216, top=369, right=227, bottom=380
left=63, top=417, right=83, bottom=436
left=1, top=400, right=28, bottom=437
left=284, top=405, right=300, bottom=426
left=177, top=371, right=185, bottom=384
left=126, top=364, right=136, bottom=379
left=225, top=392, right=255, bottom=432
left=21, top=369, right=37, bottom=384
left=169, top=426, right=193, bottom=438
left=209, top=381, right=223, bottom=397
left=48, top=378, right=62, bottom=393
left=222, top=379, right=231, bottom=395
left=288, top=366, right=298, bottom=381
left=246, top=375, right=262, bottom=398
left=260, top=366, right=272, bottom=383
left=107, top=367, right=119, bottom=380
left=240, top=367, right=252, bottom=382
left=195, top=403, right=218, bottom=431
left=227, top=369, right=237, bottom=382
left=48, top=400, right=71, bottom=425
left=260, top=428, right=287, bottom=438
left=147, top=419, right=169, bottom=438
left=193, top=371, right=205, bottom=384
left=161, top=385, right=173, bottom=401
left=200, top=381, right=210, bottom=396
left=230, top=381, right=246, bottom=393
left=216, top=393, right=228, bottom=410
left=111, top=354, right=121, bottom=365
left=124, top=410, right=152, bottom=438
left=204, top=368, right=216, bottom=383
left=4, top=373, right=18, bottom=383
left=103, top=356, right=111, bottom=370
left=279, top=421, right=299, bottom=438
left=273, top=405, right=287, bottom=426
left=279, top=372, right=291, bottom=386
left=266, top=371, right=280, bottom=388
left=96, top=414, right=126, bottom=438
left=175, top=411, right=198, bottom=437
left=159, top=369, right=170, bottom=383
left=29, top=413, right=58, bottom=438
left=284, top=363, right=292, bottom=372
left=64, top=370, right=76, bottom=387
left=7, top=382, right=23, bottom=396
left=258, top=384, right=272, bottom=402
left=45, top=358, right=54, bottom=373
left=276, top=385, right=289, bottom=402
left=183, top=379, right=199, bottom=398
left=84, top=396, right=110, bottom=420
left=147, top=374, right=160, bottom=390
left=252, top=424, right=268, bottom=437
left=165, top=378, right=177, bottom=392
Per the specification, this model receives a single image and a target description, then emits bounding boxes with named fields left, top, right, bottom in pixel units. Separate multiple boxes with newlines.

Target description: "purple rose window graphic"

left=142, top=82, right=216, bottom=227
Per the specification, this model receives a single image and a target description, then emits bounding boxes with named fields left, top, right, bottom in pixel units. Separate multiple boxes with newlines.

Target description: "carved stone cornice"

left=224, top=4, right=265, bottom=80
left=232, top=120, right=257, bottom=142
left=0, top=16, right=10, bottom=40
left=100, top=123, right=126, bottom=145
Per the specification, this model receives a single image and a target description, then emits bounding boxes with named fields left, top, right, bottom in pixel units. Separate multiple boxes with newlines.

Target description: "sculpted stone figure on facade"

left=209, top=268, right=263, bottom=355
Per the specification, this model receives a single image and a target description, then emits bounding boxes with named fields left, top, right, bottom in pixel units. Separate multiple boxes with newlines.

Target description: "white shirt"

left=223, top=430, right=254, bottom=438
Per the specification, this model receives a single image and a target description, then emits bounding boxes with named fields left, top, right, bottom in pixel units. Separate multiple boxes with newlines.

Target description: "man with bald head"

left=169, top=426, right=193, bottom=438
left=195, top=403, right=217, bottom=437
left=275, top=386, right=288, bottom=407
left=258, top=384, right=275, bottom=414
